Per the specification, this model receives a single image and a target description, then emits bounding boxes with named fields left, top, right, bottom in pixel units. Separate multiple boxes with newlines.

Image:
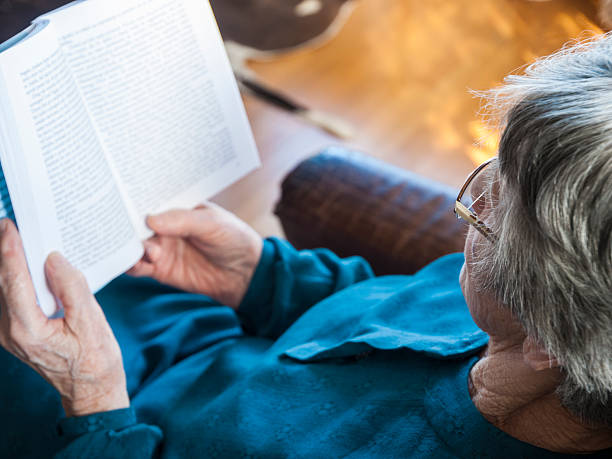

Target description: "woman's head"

left=469, top=34, right=612, bottom=426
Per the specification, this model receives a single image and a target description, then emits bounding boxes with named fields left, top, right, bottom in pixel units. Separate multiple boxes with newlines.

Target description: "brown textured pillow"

left=275, top=147, right=467, bottom=275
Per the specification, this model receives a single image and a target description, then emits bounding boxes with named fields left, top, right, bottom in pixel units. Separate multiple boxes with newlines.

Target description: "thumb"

left=45, top=252, right=95, bottom=320
left=146, top=208, right=212, bottom=238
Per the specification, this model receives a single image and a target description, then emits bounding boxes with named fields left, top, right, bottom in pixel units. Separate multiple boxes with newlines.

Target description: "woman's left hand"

left=0, top=219, right=129, bottom=417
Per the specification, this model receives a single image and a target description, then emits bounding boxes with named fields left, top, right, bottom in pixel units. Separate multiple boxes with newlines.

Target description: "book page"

left=42, top=0, right=260, bottom=238
left=0, top=22, right=143, bottom=316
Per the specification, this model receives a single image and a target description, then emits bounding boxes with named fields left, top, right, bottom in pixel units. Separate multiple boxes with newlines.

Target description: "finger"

left=142, top=239, right=162, bottom=263
left=0, top=219, right=45, bottom=330
left=45, top=252, right=95, bottom=323
left=126, top=260, right=155, bottom=278
left=195, top=201, right=221, bottom=211
left=146, top=208, right=213, bottom=238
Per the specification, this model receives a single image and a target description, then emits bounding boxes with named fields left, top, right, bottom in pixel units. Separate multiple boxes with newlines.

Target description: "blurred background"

left=210, top=0, right=606, bottom=237
left=0, top=0, right=608, bottom=237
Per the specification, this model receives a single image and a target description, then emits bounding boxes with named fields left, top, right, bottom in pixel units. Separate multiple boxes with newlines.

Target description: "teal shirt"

left=0, top=239, right=603, bottom=458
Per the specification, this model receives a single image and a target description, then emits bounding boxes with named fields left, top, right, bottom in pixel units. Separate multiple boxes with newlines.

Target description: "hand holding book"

left=128, top=203, right=263, bottom=310
left=0, top=218, right=130, bottom=417
left=0, top=201, right=264, bottom=417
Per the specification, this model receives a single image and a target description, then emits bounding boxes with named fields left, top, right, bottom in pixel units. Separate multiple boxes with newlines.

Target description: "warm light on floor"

left=213, top=0, right=604, bottom=238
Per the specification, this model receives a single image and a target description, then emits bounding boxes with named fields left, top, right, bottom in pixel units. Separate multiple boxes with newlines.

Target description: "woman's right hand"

left=0, top=219, right=129, bottom=417
left=127, top=203, right=263, bottom=309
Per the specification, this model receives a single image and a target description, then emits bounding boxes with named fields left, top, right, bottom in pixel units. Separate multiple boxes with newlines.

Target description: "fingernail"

left=47, top=251, right=69, bottom=268
left=146, top=215, right=161, bottom=229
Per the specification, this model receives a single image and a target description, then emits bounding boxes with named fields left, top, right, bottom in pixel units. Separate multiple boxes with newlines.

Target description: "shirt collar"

left=423, top=357, right=601, bottom=458
left=281, top=253, right=489, bottom=362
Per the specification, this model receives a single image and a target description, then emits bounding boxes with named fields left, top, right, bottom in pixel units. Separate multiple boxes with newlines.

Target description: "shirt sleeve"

left=54, top=407, right=163, bottom=458
left=237, top=237, right=375, bottom=339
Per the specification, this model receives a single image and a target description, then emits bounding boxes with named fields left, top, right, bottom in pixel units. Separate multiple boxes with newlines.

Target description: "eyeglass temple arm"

left=454, top=201, right=497, bottom=243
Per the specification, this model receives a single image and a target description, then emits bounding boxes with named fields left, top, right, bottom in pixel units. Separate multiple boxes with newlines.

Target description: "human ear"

left=522, top=336, right=560, bottom=371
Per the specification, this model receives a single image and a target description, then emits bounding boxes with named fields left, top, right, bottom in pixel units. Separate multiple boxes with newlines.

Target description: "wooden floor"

left=212, top=0, right=603, bottom=238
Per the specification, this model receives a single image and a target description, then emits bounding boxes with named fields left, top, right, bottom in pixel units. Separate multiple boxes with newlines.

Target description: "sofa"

left=274, top=147, right=467, bottom=275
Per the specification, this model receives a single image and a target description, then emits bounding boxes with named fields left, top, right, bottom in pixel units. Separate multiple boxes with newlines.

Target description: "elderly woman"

left=1, top=36, right=612, bottom=458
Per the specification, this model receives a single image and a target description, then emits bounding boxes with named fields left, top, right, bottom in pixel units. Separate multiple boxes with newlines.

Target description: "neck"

left=469, top=338, right=612, bottom=454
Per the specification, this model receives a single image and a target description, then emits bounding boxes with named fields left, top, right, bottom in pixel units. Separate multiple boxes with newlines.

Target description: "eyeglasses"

left=454, top=157, right=497, bottom=243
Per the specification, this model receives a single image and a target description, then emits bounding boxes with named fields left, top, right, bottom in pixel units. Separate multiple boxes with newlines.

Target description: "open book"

left=0, top=0, right=260, bottom=316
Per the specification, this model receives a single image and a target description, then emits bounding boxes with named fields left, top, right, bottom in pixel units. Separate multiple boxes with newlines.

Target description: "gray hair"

left=474, top=33, right=612, bottom=426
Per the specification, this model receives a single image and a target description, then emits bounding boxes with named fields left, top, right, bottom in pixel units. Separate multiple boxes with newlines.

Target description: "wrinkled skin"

left=0, top=202, right=263, bottom=416
left=127, top=202, right=263, bottom=309
left=0, top=219, right=128, bottom=416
